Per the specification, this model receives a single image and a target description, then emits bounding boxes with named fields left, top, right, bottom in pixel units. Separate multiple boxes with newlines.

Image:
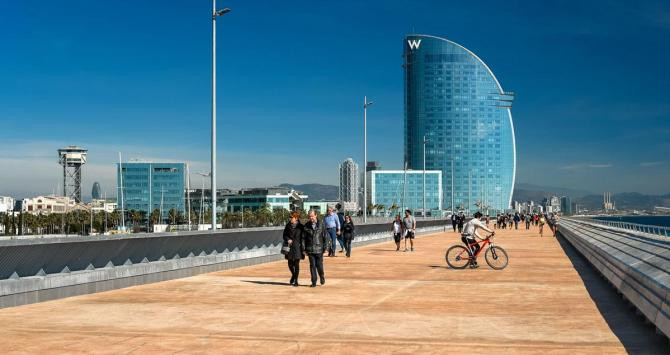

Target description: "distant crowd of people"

left=451, top=211, right=559, bottom=237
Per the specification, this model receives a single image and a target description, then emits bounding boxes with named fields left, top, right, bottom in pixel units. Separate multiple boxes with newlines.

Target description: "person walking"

left=402, top=209, right=417, bottom=252
left=538, top=214, right=546, bottom=237
left=282, top=212, right=304, bottom=287
left=551, top=214, right=560, bottom=236
left=457, top=213, right=465, bottom=233
left=303, top=210, right=327, bottom=287
left=336, top=206, right=346, bottom=253
left=392, top=215, right=403, bottom=251
left=525, top=214, right=531, bottom=230
left=342, top=215, right=355, bottom=257
left=513, top=213, right=520, bottom=230
left=451, top=213, right=458, bottom=232
left=324, top=207, right=341, bottom=257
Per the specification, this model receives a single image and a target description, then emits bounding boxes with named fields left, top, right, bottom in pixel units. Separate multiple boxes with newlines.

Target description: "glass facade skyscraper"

left=117, top=162, right=185, bottom=222
left=404, top=34, right=516, bottom=214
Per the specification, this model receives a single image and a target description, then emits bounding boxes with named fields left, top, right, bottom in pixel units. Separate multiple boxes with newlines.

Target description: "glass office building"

left=368, top=170, right=442, bottom=215
left=404, top=34, right=516, bottom=214
left=117, top=162, right=185, bottom=222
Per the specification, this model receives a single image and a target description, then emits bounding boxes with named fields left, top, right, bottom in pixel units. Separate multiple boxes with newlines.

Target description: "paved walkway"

left=0, top=225, right=666, bottom=353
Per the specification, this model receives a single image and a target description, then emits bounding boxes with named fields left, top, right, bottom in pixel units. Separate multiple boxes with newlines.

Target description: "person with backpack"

left=282, top=212, right=304, bottom=287
left=513, top=213, right=521, bottom=230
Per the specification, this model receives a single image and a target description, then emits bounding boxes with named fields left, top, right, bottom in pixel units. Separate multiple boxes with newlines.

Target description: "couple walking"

left=282, top=209, right=355, bottom=288
left=324, top=207, right=355, bottom=257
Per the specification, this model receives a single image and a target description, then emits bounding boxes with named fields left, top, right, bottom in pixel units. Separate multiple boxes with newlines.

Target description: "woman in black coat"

left=342, top=215, right=355, bottom=258
left=283, top=212, right=304, bottom=287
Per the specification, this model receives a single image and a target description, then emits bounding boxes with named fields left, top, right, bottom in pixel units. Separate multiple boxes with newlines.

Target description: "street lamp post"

left=196, top=172, right=210, bottom=227
left=363, top=96, right=373, bottom=224
left=211, top=1, right=230, bottom=231
left=422, top=135, right=429, bottom=217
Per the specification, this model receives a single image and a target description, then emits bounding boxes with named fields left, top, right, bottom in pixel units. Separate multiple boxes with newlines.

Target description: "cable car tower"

left=58, top=146, right=87, bottom=202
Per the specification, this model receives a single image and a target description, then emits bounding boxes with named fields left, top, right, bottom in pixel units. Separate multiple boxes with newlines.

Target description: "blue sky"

left=1, top=0, right=669, bottom=198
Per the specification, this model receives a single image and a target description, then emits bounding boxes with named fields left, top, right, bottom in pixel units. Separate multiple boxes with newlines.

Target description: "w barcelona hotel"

left=404, top=34, right=516, bottom=214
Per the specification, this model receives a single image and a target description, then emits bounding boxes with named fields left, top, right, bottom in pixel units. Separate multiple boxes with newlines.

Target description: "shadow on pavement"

left=242, top=280, right=291, bottom=287
left=555, top=233, right=669, bottom=354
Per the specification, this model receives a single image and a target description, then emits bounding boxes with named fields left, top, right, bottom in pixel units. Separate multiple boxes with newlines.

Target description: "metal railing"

left=566, top=217, right=670, bottom=238
left=351, top=215, right=444, bottom=225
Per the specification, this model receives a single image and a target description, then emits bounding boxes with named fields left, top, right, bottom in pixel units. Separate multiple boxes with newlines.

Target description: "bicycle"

left=445, top=233, right=509, bottom=270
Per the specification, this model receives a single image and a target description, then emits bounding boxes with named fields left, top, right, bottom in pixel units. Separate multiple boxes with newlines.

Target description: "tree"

left=167, top=208, right=178, bottom=225
left=130, top=210, right=142, bottom=227
left=254, top=204, right=272, bottom=227
left=150, top=208, right=161, bottom=226
left=272, top=208, right=290, bottom=226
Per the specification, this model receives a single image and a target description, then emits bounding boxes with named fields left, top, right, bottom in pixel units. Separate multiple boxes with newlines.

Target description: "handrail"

left=564, top=217, right=670, bottom=238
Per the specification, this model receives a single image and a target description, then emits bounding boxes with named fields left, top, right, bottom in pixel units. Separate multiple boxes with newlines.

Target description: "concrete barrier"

left=558, top=218, right=670, bottom=338
left=0, top=220, right=447, bottom=308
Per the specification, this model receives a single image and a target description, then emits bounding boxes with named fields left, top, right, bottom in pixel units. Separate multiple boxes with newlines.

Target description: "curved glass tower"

left=404, top=34, right=516, bottom=214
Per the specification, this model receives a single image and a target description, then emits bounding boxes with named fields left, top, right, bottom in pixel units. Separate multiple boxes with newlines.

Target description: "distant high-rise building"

left=339, top=158, right=359, bottom=208
left=404, top=34, right=516, bottom=214
left=117, top=162, right=185, bottom=222
left=91, top=182, right=102, bottom=200
left=560, top=196, right=572, bottom=215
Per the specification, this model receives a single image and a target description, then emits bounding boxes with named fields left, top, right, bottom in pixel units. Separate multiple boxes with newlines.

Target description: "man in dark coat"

left=282, top=212, right=304, bottom=287
left=303, top=210, right=328, bottom=287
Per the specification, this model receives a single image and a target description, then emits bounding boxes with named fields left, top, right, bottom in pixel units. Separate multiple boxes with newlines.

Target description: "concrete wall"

left=0, top=220, right=447, bottom=308
left=558, top=218, right=670, bottom=338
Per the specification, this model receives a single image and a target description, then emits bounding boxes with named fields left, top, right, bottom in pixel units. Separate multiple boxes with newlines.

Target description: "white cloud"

left=640, top=161, right=664, bottom=167
left=558, top=163, right=613, bottom=171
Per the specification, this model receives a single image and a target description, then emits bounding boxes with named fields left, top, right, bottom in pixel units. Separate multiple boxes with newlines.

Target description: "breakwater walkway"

left=0, top=226, right=667, bottom=353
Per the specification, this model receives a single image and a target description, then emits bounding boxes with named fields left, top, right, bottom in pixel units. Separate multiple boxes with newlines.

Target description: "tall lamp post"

left=422, top=135, right=430, bottom=217
left=211, top=2, right=230, bottom=231
left=363, top=96, right=373, bottom=224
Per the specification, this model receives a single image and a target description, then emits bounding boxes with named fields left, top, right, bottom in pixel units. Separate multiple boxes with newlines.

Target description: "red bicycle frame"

left=463, top=236, right=493, bottom=259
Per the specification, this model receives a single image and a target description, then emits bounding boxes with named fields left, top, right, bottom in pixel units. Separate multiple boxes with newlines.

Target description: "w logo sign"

left=407, top=39, right=421, bottom=50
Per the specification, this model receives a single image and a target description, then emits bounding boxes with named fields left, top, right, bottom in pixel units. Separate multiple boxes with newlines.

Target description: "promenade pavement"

left=0, top=223, right=666, bottom=354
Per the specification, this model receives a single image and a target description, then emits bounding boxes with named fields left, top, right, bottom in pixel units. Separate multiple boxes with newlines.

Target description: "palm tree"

left=167, top=208, right=178, bottom=225
left=255, top=204, right=272, bottom=227
left=150, top=208, right=161, bottom=226
left=130, top=210, right=142, bottom=230
left=272, top=208, right=290, bottom=226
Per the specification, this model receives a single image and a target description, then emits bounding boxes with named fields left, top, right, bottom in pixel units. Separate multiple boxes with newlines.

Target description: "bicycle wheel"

left=485, top=246, right=509, bottom=270
left=445, top=245, right=471, bottom=269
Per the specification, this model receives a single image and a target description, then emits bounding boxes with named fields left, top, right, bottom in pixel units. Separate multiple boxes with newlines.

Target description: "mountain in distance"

left=279, top=183, right=339, bottom=201
left=280, top=182, right=670, bottom=211
left=512, top=183, right=670, bottom=211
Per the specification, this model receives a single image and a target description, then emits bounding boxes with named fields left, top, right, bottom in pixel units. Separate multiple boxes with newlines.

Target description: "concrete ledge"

left=0, top=223, right=444, bottom=308
left=559, top=218, right=670, bottom=338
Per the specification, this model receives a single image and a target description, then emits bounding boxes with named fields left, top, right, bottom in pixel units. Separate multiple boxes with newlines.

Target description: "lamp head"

left=214, top=8, right=231, bottom=17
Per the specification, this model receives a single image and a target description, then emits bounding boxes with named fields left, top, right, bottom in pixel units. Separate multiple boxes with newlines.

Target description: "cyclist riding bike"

left=461, top=211, right=495, bottom=268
